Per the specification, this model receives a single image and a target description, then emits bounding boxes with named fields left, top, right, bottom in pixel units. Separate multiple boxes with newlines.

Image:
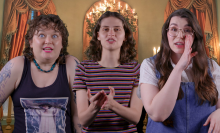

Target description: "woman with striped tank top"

left=73, top=11, right=143, bottom=132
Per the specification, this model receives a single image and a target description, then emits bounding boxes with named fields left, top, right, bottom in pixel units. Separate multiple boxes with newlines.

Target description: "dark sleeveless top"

left=11, top=57, right=73, bottom=133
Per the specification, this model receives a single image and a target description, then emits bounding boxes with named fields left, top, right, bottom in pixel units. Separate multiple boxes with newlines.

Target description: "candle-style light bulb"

left=126, top=4, right=128, bottom=10
left=118, top=2, right=120, bottom=10
left=157, top=47, right=160, bottom=53
left=153, top=47, right=156, bottom=56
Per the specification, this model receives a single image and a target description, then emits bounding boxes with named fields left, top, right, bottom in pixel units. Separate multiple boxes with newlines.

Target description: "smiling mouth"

left=43, top=47, right=53, bottom=52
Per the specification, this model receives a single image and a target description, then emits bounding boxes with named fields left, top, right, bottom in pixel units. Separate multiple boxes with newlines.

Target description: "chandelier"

left=86, top=0, right=138, bottom=37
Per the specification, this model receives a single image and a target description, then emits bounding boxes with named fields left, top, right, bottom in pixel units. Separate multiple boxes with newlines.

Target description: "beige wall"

left=217, top=0, right=220, bottom=59
left=0, top=0, right=4, bottom=49
left=2, top=0, right=220, bottom=63
left=53, top=0, right=169, bottom=63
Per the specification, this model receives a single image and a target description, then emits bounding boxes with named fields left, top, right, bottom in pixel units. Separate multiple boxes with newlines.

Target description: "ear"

left=29, top=39, right=33, bottom=48
left=97, top=32, right=100, bottom=40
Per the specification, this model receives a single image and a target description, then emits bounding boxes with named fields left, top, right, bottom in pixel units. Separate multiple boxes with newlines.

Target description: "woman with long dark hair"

left=139, top=8, right=220, bottom=133
left=73, top=11, right=142, bottom=132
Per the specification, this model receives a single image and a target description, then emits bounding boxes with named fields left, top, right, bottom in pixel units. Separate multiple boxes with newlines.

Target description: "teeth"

left=108, top=39, right=114, bottom=41
left=175, top=43, right=183, bottom=45
left=44, top=48, right=52, bottom=50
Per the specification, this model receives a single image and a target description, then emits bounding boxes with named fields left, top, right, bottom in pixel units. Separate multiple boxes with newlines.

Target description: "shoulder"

left=141, top=58, right=155, bottom=68
left=121, top=60, right=140, bottom=69
left=210, top=59, right=219, bottom=73
left=65, top=55, right=79, bottom=68
left=65, top=55, right=79, bottom=64
left=7, top=56, right=24, bottom=73
left=1, top=56, right=24, bottom=85
left=140, top=57, right=156, bottom=74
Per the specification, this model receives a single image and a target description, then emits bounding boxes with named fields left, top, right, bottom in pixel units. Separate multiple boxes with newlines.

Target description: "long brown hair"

left=85, top=11, right=137, bottom=64
left=155, top=8, right=218, bottom=106
left=23, top=14, right=69, bottom=64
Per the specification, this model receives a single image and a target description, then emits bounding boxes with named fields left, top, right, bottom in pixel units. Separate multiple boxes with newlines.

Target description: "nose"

left=108, top=28, right=115, bottom=37
left=45, top=36, right=52, bottom=44
left=177, top=29, right=185, bottom=38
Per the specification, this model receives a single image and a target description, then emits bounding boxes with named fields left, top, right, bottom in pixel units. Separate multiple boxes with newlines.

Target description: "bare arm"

left=66, top=55, right=82, bottom=133
left=0, top=56, right=24, bottom=132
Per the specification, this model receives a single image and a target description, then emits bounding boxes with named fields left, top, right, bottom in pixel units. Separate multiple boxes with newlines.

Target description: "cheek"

left=118, top=33, right=125, bottom=41
left=167, top=34, right=174, bottom=45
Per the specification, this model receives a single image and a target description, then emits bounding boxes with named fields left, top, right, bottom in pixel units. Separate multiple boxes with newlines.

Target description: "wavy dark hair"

left=23, top=14, right=69, bottom=64
left=155, top=8, right=218, bottom=106
left=85, top=11, right=137, bottom=64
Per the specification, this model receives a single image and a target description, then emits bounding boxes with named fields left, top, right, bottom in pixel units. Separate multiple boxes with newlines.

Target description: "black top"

left=11, top=57, right=73, bottom=133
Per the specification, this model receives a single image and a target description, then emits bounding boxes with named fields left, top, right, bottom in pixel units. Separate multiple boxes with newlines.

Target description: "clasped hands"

left=87, top=86, right=115, bottom=110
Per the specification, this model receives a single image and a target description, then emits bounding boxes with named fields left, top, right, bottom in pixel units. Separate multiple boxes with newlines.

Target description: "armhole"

left=74, top=59, right=79, bottom=65
left=15, top=56, right=28, bottom=90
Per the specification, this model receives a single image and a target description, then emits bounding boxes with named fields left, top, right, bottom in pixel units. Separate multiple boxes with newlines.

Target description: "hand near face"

left=177, top=35, right=198, bottom=70
left=101, top=86, right=115, bottom=110
left=203, top=109, right=220, bottom=133
left=87, top=89, right=107, bottom=110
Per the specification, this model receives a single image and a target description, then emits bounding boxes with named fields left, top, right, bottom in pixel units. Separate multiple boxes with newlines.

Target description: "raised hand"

left=87, top=89, right=107, bottom=110
left=177, top=35, right=198, bottom=70
left=203, top=109, right=220, bottom=133
left=101, top=86, right=115, bottom=110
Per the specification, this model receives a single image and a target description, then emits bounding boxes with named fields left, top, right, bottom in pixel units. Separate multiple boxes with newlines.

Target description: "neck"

left=34, top=58, right=56, bottom=67
left=98, top=49, right=120, bottom=67
left=171, top=52, right=182, bottom=64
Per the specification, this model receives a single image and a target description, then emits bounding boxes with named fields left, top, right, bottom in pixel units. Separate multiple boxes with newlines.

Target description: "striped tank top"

left=73, top=60, right=140, bottom=132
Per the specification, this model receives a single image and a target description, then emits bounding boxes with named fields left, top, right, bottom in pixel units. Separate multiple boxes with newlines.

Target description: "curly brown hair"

left=85, top=11, right=137, bottom=64
left=155, top=8, right=218, bottom=106
left=23, top=14, right=69, bottom=64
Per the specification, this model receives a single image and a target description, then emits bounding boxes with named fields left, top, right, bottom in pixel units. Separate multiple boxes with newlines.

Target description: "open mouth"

left=107, top=38, right=116, bottom=43
left=174, top=42, right=184, bottom=45
left=174, top=42, right=185, bottom=48
left=43, top=47, right=53, bottom=52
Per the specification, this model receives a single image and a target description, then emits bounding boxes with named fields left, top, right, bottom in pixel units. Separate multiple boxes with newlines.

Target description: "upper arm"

left=211, top=60, right=220, bottom=99
left=65, top=55, right=79, bottom=87
left=216, top=98, right=220, bottom=109
left=139, top=58, right=160, bottom=113
left=130, top=86, right=143, bottom=115
left=0, top=56, right=24, bottom=106
left=76, top=89, right=89, bottom=113
left=140, top=83, right=159, bottom=114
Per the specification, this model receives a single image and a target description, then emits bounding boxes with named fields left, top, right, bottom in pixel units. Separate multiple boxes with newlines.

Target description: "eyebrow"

left=37, top=29, right=60, bottom=33
left=169, top=23, right=191, bottom=27
left=101, top=26, right=122, bottom=28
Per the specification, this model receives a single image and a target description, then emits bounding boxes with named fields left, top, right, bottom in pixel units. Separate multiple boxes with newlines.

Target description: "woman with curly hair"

left=139, top=8, right=220, bottom=133
left=0, top=14, right=81, bottom=133
left=73, top=11, right=142, bottom=132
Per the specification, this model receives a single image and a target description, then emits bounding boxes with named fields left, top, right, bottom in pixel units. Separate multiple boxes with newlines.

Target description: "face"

left=29, top=24, right=63, bottom=61
left=167, top=16, right=194, bottom=56
left=97, top=17, right=125, bottom=52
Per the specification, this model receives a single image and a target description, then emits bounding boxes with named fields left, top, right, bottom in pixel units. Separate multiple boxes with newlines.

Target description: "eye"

left=184, top=28, right=192, bottom=33
left=52, top=34, right=58, bottom=38
left=104, top=28, right=109, bottom=32
left=170, top=27, right=178, bottom=32
left=39, top=34, right=45, bottom=38
left=114, top=28, right=119, bottom=32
